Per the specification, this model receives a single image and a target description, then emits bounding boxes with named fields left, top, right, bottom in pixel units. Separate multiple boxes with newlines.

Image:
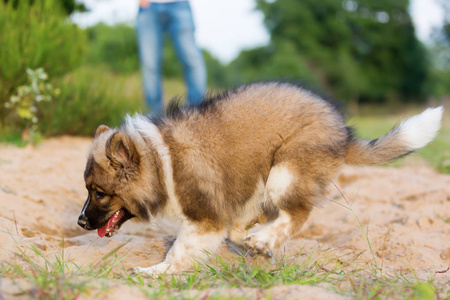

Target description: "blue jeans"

left=136, top=1, right=207, bottom=114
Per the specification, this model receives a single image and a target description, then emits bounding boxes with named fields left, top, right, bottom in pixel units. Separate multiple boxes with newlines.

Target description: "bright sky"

left=71, top=0, right=445, bottom=63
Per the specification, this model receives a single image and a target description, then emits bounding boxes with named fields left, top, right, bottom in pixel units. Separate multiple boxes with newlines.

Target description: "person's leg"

left=166, top=1, right=206, bottom=106
left=136, top=4, right=164, bottom=114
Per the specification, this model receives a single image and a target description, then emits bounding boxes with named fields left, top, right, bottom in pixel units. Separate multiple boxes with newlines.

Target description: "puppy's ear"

left=94, top=125, right=110, bottom=138
left=105, top=132, right=140, bottom=179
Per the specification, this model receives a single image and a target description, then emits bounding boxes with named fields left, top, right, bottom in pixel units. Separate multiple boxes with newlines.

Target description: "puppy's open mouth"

left=98, top=209, right=130, bottom=238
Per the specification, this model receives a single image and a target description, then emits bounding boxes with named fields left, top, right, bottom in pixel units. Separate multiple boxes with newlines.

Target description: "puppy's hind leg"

left=227, top=203, right=279, bottom=252
left=245, top=208, right=311, bottom=257
left=131, top=221, right=226, bottom=276
left=245, top=163, right=315, bottom=256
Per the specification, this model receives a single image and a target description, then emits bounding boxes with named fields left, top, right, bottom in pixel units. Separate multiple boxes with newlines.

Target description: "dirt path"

left=0, top=137, right=449, bottom=298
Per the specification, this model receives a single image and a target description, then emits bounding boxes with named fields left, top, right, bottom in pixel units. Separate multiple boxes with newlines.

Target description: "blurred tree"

left=432, top=0, right=450, bottom=68
left=0, top=0, right=86, bottom=126
left=86, top=23, right=140, bottom=74
left=2, top=0, right=86, bottom=14
left=427, top=0, right=450, bottom=98
left=61, top=0, right=87, bottom=14
left=228, top=0, right=429, bottom=104
left=202, top=50, right=227, bottom=88
left=226, top=42, right=318, bottom=87
left=438, top=0, right=450, bottom=43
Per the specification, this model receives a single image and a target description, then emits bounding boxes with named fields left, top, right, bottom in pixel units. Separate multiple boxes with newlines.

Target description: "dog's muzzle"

left=77, top=213, right=88, bottom=228
left=78, top=196, right=92, bottom=229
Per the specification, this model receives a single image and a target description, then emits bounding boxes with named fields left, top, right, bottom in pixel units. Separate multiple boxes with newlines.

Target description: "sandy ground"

left=0, top=136, right=449, bottom=299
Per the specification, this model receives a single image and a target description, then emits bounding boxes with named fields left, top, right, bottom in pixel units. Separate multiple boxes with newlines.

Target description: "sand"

left=0, top=136, right=449, bottom=299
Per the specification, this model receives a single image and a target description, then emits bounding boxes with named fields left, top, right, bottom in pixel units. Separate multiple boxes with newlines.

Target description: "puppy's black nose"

left=78, top=214, right=88, bottom=228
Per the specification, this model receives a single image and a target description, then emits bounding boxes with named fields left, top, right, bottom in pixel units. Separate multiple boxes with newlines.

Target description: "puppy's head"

left=78, top=124, right=157, bottom=237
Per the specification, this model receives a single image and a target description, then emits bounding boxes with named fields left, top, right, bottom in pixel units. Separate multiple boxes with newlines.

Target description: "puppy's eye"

left=95, top=191, right=106, bottom=200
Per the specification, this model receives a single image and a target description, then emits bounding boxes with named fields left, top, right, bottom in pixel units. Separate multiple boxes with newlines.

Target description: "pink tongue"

left=97, top=209, right=125, bottom=238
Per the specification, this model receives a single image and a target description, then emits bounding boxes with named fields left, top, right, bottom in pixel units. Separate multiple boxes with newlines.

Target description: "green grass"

left=1, top=233, right=448, bottom=299
left=0, top=234, right=133, bottom=298
left=346, top=273, right=447, bottom=300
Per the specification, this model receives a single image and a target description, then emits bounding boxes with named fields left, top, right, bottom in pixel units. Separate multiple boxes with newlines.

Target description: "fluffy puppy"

left=77, top=82, right=443, bottom=275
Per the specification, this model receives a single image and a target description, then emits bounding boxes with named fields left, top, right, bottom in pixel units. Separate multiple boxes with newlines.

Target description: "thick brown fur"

left=78, top=82, right=442, bottom=275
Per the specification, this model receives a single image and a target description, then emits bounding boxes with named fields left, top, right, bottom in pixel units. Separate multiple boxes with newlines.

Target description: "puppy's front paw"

left=245, top=233, right=274, bottom=258
left=129, top=262, right=172, bottom=277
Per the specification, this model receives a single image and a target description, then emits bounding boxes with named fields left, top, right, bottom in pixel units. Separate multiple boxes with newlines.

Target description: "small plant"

left=4, top=68, right=59, bottom=144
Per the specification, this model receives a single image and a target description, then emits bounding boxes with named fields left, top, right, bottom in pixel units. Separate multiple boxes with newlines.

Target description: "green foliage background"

left=0, top=0, right=86, bottom=126
left=247, top=0, right=429, bottom=104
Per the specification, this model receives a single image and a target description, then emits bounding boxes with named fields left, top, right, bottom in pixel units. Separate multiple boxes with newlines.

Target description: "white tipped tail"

left=345, top=106, right=444, bottom=166
left=398, top=106, right=443, bottom=150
